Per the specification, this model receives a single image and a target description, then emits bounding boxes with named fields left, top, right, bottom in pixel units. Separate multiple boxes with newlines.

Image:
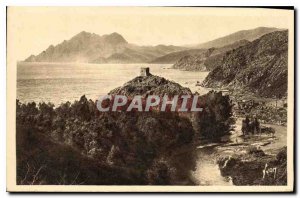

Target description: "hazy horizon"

left=8, top=7, right=293, bottom=61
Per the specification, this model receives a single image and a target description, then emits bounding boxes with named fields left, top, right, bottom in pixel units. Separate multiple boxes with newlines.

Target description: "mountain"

left=102, top=44, right=186, bottom=64
left=24, top=27, right=281, bottom=64
left=202, top=30, right=288, bottom=98
left=25, top=31, right=128, bottom=62
left=25, top=32, right=185, bottom=63
left=171, top=40, right=250, bottom=71
left=191, top=27, right=280, bottom=49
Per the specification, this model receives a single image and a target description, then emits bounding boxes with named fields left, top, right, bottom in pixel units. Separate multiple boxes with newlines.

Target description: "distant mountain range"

left=189, top=27, right=280, bottom=49
left=25, top=27, right=280, bottom=64
left=202, top=30, right=288, bottom=98
left=25, top=31, right=185, bottom=63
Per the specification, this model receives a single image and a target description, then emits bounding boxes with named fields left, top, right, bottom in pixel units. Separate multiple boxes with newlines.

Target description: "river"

left=189, top=119, right=287, bottom=185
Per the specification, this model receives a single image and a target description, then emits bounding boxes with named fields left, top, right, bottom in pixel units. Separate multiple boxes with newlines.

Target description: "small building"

left=140, top=67, right=150, bottom=76
left=220, top=89, right=230, bottom=96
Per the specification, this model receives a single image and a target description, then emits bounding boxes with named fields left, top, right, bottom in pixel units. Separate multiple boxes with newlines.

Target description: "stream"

left=189, top=119, right=287, bottom=186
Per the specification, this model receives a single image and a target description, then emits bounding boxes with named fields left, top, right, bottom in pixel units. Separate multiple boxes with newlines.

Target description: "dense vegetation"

left=16, top=96, right=196, bottom=185
left=195, top=91, right=235, bottom=140
left=16, top=93, right=233, bottom=185
left=16, top=74, right=234, bottom=185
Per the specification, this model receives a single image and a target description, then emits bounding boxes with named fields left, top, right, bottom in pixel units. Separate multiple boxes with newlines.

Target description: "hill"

left=202, top=30, right=288, bottom=98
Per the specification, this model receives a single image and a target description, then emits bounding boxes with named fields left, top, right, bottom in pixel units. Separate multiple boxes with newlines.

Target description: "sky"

left=7, top=7, right=294, bottom=61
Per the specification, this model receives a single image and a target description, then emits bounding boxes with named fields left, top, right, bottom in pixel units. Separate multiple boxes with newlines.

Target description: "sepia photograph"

left=6, top=6, right=294, bottom=192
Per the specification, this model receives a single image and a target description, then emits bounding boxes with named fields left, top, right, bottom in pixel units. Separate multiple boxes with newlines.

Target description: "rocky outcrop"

left=202, top=30, right=288, bottom=98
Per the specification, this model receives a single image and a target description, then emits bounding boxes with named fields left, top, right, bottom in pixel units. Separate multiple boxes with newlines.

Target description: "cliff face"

left=202, top=30, right=288, bottom=98
left=172, top=40, right=250, bottom=71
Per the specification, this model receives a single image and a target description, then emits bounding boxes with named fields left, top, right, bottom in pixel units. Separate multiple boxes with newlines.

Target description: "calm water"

left=17, top=62, right=209, bottom=105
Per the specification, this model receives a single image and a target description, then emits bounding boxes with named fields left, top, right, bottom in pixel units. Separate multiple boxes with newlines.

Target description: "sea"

left=17, top=62, right=210, bottom=106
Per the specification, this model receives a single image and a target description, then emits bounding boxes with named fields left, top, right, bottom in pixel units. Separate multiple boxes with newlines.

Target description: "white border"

left=1, top=0, right=299, bottom=197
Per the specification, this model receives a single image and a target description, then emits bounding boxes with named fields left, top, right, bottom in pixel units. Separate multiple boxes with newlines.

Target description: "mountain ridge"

left=190, top=27, right=281, bottom=49
left=202, top=30, right=288, bottom=98
left=25, top=31, right=185, bottom=63
left=24, top=27, right=281, bottom=64
left=171, top=39, right=250, bottom=71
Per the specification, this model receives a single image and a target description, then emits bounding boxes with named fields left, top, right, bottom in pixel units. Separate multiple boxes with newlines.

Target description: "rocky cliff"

left=202, top=30, right=288, bottom=98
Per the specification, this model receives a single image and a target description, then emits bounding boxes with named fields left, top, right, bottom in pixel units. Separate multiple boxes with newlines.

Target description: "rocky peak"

left=103, top=32, right=128, bottom=45
left=71, top=31, right=94, bottom=40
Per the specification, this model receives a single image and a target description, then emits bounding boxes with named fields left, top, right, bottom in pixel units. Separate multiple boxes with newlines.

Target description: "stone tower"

left=140, top=67, right=150, bottom=76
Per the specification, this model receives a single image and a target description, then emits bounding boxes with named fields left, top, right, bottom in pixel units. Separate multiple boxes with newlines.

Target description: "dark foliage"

left=16, top=96, right=195, bottom=185
left=16, top=75, right=234, bottom=185
left=195, top=91, right=235, bottom=140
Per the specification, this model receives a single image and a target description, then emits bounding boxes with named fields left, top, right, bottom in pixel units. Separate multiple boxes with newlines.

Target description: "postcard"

left=6, top=7, right=294, bottom=192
